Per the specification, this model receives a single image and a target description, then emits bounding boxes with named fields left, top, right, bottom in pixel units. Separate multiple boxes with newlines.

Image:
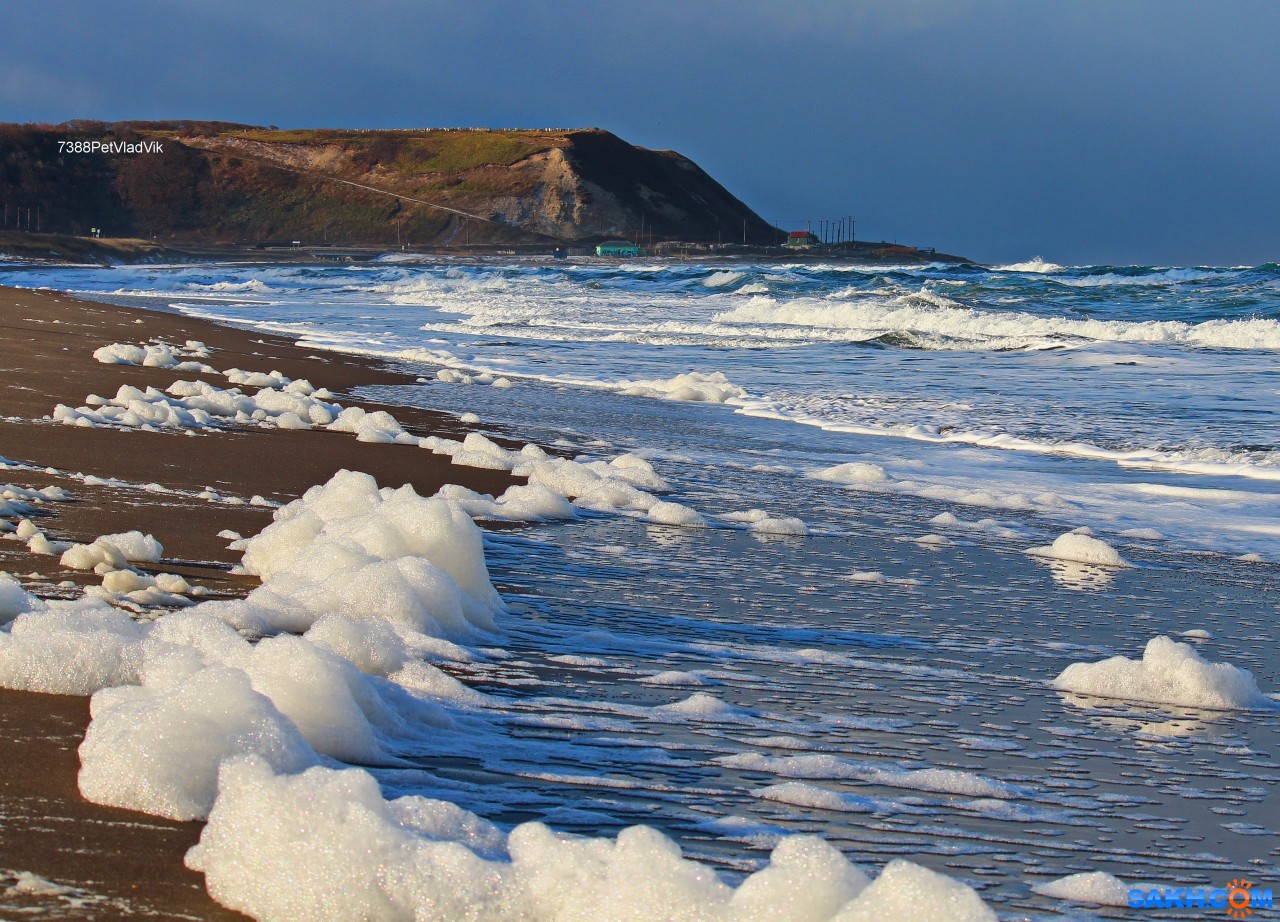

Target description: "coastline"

left=0, top=285, right=519, bottom=918
left=0, top=232, right=974, bottom=268
left=1, top=270, right=1276, bottom=918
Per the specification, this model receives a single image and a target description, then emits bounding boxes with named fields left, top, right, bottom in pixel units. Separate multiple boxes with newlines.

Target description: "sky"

left=4, top=0, right=1278, bottom=265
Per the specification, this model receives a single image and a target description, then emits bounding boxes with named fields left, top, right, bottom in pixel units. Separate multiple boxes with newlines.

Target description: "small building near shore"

left=782, top=230, right=820, bottom=249
left=596, top=240, right=646, bottom=257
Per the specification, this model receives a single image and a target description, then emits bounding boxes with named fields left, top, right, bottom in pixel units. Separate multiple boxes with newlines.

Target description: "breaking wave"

left=714, top=291, right=1280, bottom=351
left=994, top=257, right=1065, bottom=273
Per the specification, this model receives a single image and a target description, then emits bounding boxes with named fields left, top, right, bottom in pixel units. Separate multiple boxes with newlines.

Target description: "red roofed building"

left=783, top=230, right=820, bottom=248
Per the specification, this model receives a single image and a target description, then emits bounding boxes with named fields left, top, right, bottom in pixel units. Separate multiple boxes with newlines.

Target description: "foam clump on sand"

left=92, top=339, right=214, bottom=371
left=54, top=379, right=337, bottom=433
left=1031, top=871, right=1134, bottom=906
left=222, top=367, right=291, bottom=388
left=2, top=482, right=71, bottom=509
left=51, top=377, right=369, bottom=438
left=60, top=530, right=163, bottom=570
left=2, top=484, right=75, bottom=555
left=87, top=568, right=201, bottom=610
left=1054, top=635, right=1276, bottom=710
left=80, top=660, right=321, bottom=819
left=435, top=482, right=576, bottom=522
left=422, top=435, right=680, bottom=521
left=0, top=573, right=34, bottom=624
left=1, top=470, right=496, bottom=819
left=1027, top=532, right=1129, bottom=567
left=232, top=469, right=503, bottom=638
left=327, top=405, right=419, bottom=444
left=188, top=757, right=995, bottom=922
left=616, top=371, right=746, bottom=403
left=60, top=530, right=163, bottom=566
left=0, top=601, right=146, bottom=694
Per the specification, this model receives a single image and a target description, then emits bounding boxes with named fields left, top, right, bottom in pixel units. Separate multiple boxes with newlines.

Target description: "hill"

left=0, top=121, right=778, bottom=248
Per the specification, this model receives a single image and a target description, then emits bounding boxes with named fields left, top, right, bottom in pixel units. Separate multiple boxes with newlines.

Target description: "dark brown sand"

left=0, top=285, right=523, bottom=919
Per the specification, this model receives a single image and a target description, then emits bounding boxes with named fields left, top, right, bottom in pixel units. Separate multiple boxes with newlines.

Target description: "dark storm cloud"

left=5, top=0, right=1277, bottom=264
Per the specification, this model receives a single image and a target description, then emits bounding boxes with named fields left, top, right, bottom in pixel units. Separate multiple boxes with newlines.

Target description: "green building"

left=596, top=240, right=646, bottom=257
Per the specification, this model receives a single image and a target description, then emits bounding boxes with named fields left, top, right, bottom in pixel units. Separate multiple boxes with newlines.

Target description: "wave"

left=713, top=291, right=1280, bottom=351
left=994, top=257, right=1065, bottom=273
left=735, top=397, right=1280, bottom=482
left=1055, top=267, right=1231, bottom=288
left=187, top=279, right=276, bottom=294
left=702, top=270, right=746, bottom=288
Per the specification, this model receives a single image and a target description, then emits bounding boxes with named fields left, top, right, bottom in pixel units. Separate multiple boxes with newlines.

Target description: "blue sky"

left=5, top=0, right=1277, bottom=264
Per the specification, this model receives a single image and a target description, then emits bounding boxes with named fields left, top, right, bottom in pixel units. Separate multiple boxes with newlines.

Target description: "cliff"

left=0, top=121, right=778, bottom=247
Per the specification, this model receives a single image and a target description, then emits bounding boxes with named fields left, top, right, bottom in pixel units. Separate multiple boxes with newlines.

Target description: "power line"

left=188, top=140, right=501, bottom=225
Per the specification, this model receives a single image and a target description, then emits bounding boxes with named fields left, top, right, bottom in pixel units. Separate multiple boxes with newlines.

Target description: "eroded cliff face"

left=0, top=122, right=775, bottom=245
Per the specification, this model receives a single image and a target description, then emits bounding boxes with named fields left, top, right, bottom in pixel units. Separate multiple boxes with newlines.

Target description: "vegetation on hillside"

left=0, top=121, right=775, bottom=247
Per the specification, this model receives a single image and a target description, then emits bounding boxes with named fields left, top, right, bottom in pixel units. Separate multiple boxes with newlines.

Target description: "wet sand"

left=0, top=284, right=521, bottom=918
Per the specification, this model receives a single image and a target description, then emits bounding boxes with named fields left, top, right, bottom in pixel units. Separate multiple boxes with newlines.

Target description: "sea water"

left=4, top=256, right=1279, bottom=918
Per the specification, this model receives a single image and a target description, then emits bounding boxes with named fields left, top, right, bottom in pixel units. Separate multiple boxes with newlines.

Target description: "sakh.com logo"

left=1129, top=878, right=1272, bottom=916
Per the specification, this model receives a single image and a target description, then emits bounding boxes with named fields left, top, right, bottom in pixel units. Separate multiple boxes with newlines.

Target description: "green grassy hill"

left=0, top=121, right=777, bottom=247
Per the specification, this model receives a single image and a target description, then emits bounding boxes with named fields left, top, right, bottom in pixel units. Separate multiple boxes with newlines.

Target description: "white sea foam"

left=93, top=339, right=214, bottom=371
left=1056, top=267, right=1225, bottom=287
left=60, top=531, right=164, bottom=570
left=720, top=508, right=809, bottom=535
left=994, top=257, right=1065, bottom=273
left=0, top=468, right=997, bottom=919
left=811, top=462, right=889, bottom=484
left=713, top=292, right=1280, bottom=350
left=617, top=371, right=746, bottom=404
left=53, top=379, right=350, bottom=435
left=1054, top=635, right=1276, bottom=710
left=1031, top=871, right=1136, bottom=906
left=187, top=758, right=996, bottom=921
left=703, top=270, right=746, bottom=288
left=1027, top=533, right=1129, bottom=568
left=718, top=752, right=1018, bottom=799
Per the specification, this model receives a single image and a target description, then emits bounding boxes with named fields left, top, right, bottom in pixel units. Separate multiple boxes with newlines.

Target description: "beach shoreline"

left=0, top=284, right=523, bottom=918
left=2, top=269, right=1277, bottom=919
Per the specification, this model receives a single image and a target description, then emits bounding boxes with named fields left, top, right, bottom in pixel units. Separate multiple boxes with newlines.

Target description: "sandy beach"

left=0, top=284, right=518, bottom=919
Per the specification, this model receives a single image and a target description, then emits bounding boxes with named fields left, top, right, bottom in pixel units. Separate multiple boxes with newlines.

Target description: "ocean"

left=4, top=255, right=1279, bottom=919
